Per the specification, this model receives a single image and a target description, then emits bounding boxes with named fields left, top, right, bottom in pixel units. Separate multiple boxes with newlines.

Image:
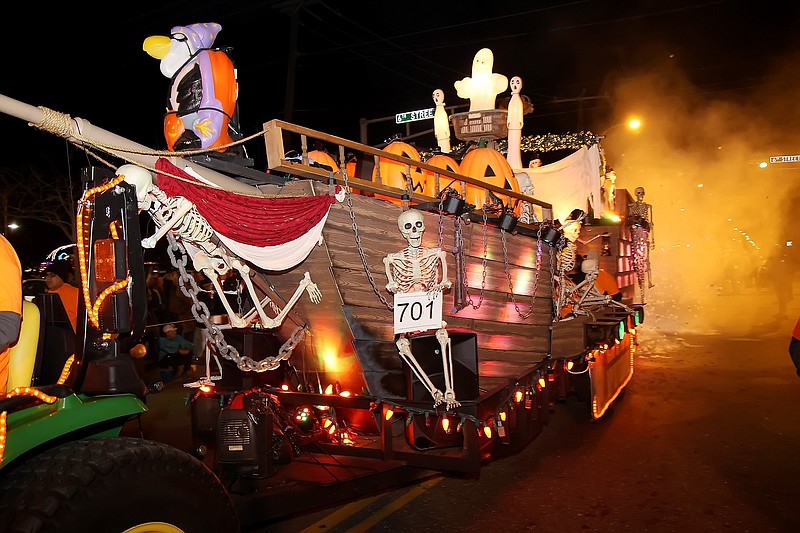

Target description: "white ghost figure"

left=454, top=48, right=509, bottom=112
left=506, top=75, right=524, bottom=169
left=432, top=89, right=451, bottom=153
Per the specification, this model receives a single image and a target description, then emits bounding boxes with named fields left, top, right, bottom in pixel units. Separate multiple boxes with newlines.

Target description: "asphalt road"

left=128, top=286, right=800, bottom=532
left=264, top=286, right=800, bottom=533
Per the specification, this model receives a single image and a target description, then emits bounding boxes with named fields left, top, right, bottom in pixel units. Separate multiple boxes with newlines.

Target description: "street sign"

left=769, top=154, right=800, bottom=163
left=395, top=108, right=435, bottom=124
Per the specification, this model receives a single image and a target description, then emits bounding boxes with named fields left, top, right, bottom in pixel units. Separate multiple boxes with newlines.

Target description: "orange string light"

left=57, top=355, right=75, bottom=385
left=77, top=175, right=126, bottom=329
left=0, top=387, right=59, bottom=466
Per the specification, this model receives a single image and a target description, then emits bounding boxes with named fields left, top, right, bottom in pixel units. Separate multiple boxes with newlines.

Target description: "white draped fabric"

left=524, top=145, right=603, bottom=222
left=216, top=215, right=329, bottom=272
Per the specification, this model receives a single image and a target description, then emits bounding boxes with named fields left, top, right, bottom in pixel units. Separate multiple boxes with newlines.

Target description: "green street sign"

left=395, top=108, right=435, bottom=124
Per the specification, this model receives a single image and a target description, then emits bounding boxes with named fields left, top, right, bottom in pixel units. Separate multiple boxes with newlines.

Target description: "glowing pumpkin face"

left=308, top=150, right=340, bottom=172
left=374, top=141, right=425, bottom=204
left=459, top=147, right=520, bottom=211
left=420, top=154, right=461, bottom=198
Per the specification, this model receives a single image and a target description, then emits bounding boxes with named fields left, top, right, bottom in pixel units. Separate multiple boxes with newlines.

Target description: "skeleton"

left=627, top=186, right=655, bottom=292
left=568, top=256, right=632, bottom=315
left=118, top=164, right=321, bottom=330
left=554, top=210, right=633, bottom=318
left=383, top=209, right=457, bottom=410
left=554, top=216, right=583, bottom=318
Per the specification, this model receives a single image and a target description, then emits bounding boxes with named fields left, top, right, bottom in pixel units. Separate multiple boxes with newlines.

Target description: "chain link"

left=502, top=225, right=544, bottom=320
left=341, top=170, right=394, bottom=311
left=462, top=209, right=489, bottom=310
left=164, top=232, right=306, bottom=372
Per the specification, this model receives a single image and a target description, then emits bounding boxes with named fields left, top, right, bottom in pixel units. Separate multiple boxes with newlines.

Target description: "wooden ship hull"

left=0, top=94, right=640, bottom=471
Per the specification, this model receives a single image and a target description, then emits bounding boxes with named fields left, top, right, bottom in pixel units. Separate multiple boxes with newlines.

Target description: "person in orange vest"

left=44, top=259, right=79, bottom=333
left=0, top=234, right=22, bottom=393
left=790, top=316, right=800, bottom=377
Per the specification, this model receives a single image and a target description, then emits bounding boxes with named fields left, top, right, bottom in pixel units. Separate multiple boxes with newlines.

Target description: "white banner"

left=393, top=290, right=443, bottom=334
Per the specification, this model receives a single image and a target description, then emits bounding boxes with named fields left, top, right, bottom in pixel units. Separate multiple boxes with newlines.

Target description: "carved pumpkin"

left=459, top=147, right=520, bottom=212
left=374, top=141, right=425, bottom=204
left=420, top=154, right=461, bottom=198
left=308, top=150, right=339, bottom=172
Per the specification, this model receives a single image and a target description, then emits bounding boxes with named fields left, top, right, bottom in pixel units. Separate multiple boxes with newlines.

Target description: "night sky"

left=2, top=0, right=800, bottom=284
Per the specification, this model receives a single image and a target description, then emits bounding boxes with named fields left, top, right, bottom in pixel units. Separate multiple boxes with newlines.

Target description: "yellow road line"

left=299, top=494, right=383, bottom=533
left=345, top=477, right=442, bottom=533
left=298, top=477, right=442, bottom=533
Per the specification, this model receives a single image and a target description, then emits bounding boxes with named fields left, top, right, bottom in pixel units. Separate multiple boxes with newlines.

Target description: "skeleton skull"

left=561, top=219, right=582, bottom=243
left=635, top=186, right=645, bottom=199
left=117, top=164, right=155, bottom=210
left=398, top=209, right=425, bottom=247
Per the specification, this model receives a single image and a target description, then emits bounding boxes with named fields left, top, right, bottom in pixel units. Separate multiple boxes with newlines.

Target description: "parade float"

left=0, top=24, right=645, bottom=531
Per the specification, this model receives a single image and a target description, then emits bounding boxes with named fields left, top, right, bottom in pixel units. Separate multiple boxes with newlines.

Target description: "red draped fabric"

left=155, top=158, right=335, bottom=247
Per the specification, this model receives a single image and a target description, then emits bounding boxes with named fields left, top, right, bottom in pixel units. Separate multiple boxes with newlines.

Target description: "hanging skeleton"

left=383, top=209, right=458, bottom=410
left=553, top=215, right=583, bottom=317
left=627, top=186, right=655, bottom=298
left=118, top=164, right=323, bottom=331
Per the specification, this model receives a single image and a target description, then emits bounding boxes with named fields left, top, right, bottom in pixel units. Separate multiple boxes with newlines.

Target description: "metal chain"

left=463, top=209, right=489, bottom=310
left=547, top=222, right=561, bottom=318
left=501, top=225, right=544, bottom=320
left=164, top=232, right=306, bottom=372
left=341, top=170, right=394, bottom=311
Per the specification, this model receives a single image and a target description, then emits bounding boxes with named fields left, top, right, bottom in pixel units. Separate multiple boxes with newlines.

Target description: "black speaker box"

left=404, top=329, right=479, bottom=450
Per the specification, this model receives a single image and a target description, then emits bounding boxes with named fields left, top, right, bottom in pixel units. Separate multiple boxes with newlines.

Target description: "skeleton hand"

left=386, top=281, right=400, bottom=293
left=306, top=281, right=322, bottom=304
left=142, top=236, right=158, bottom=249
left=302, top=272, right=322, bottom=304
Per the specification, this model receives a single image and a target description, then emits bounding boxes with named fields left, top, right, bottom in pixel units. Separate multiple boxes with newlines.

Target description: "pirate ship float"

left=0, top=31, right=643, bottom=476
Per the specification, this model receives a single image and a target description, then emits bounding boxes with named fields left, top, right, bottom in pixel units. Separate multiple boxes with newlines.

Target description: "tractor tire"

left=0, top=437, right=239, bottom=533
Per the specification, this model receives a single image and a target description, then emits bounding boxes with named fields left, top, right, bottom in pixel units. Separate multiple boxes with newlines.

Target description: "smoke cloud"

left=600, top=54, right=800, bottom=336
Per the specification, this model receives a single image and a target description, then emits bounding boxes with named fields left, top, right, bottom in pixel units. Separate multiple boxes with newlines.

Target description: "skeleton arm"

left=436, top=249, right=452, bottom=291
left=142, top=196, right=194, bottom=248
left=648, top=203, right=655, bottom=247
left=384, top=253, right=401, bottom=293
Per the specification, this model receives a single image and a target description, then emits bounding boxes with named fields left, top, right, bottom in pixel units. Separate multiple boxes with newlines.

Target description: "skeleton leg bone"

left=396, top=336, right=445, bottom=408
left=241, top=271, right=321, bottom=329
left=436, top=327, right=460, bottom=409
left=192, top=251, right=248, bottom=328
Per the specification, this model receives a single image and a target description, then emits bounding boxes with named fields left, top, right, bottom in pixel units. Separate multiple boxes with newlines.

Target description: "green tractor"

left=0, top=169, right=239, bottom=533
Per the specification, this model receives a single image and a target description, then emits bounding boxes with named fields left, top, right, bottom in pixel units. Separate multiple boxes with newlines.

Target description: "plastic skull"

left=398, top=209, right=425, bottom=247
left=561, top=219, right=582, bottom=243
left=117, top=164, right=154, bottom=211
left=635, top=186, right=645, bottom=199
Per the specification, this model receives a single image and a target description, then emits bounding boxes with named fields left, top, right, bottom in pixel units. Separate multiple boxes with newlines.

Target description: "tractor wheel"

left=0, top=437, right=239, bottom=533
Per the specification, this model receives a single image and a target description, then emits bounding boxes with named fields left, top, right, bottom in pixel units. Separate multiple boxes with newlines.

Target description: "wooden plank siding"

left=252, top=179, right=560, bottom=403
left=250, top=122, right=600, bottom=407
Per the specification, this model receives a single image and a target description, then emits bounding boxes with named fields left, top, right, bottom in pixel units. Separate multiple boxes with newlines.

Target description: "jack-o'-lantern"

left=372, top=141, right=426, bottom=204
left=420, top=154, right=461, bottom=199
left=459, top=147, right=520, bottom=212
left=308, top=150, right=339, bottom=172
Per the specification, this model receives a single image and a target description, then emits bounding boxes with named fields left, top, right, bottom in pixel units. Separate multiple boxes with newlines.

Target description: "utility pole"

left=551, top=91, right=609, bottom=131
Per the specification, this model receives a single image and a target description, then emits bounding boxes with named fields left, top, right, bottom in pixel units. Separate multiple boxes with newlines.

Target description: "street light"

left=7, top=222, right=19, bottom=230
left=600, top=117, right=642, bottom=137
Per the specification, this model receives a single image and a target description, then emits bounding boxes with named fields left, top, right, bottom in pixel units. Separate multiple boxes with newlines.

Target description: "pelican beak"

left=143, top=35, right=172, bottom=60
